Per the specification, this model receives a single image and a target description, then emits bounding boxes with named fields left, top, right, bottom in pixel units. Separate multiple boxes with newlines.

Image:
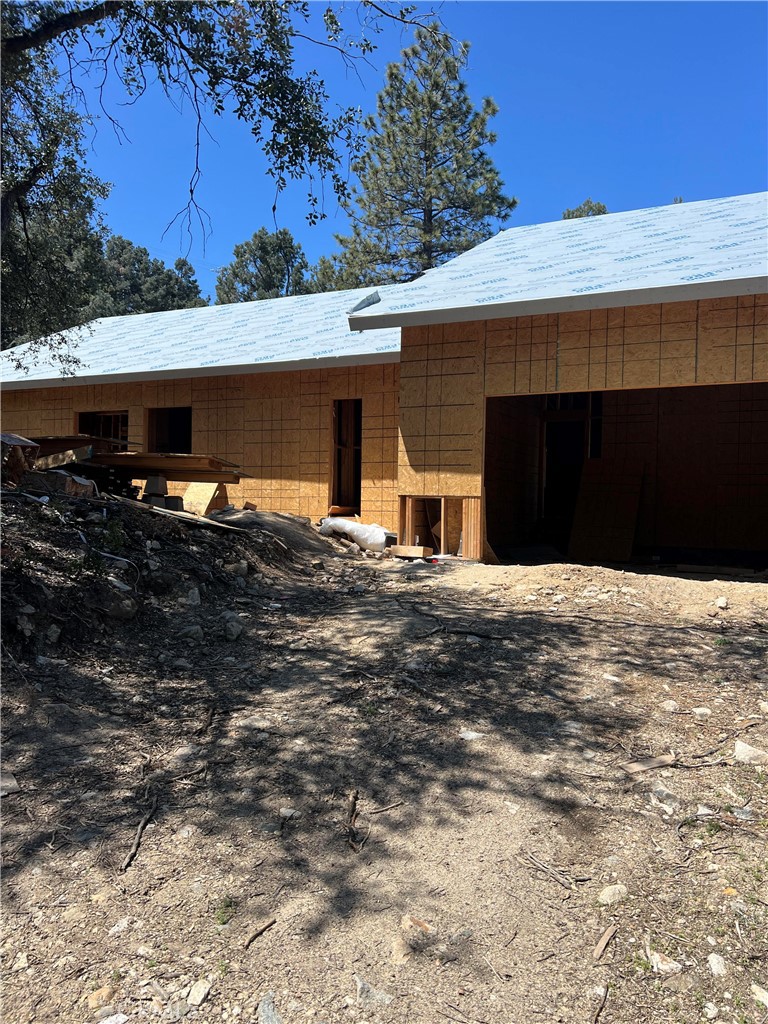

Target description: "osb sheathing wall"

left=2, top=363, right=400, bottom=529
left=398, top=293, right=768, bottom=502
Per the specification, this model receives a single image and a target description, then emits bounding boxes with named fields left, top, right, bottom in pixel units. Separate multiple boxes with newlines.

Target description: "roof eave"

left=1, top=348, right=401, bottom=392
left=348, top=275, right=768, bottom=331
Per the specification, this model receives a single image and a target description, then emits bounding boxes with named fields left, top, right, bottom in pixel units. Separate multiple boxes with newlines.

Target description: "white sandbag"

left=319, top=517, right=390, bottom=552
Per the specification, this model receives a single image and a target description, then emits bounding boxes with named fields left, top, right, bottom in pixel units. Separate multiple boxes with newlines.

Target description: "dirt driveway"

left=2, top=501, right=767, bottom=1024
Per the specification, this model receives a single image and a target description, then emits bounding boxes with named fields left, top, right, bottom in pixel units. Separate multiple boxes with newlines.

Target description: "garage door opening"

left=484, top=384, right=768, bottom=568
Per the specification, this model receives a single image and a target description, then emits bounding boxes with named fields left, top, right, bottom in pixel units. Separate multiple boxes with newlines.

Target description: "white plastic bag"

left=319, top=517, right=390, bottom=552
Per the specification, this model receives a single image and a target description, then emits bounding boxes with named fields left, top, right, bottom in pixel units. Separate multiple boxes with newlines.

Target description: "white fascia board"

left=348, top=276, right=768, bottom=331
left=1, top=348, right=401, bottom=392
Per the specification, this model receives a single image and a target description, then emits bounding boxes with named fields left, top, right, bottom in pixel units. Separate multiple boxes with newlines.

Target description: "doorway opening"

left=332, top=399, right=362, bottom=514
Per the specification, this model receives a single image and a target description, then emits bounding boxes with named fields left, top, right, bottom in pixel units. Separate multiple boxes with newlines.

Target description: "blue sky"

left=80, top=1, right=768, bottom=299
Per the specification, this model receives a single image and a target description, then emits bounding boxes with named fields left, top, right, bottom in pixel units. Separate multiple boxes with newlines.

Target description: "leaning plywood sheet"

left=568, top=459, right=644, bottom=564
left=183, top=481, right=221, bottom=516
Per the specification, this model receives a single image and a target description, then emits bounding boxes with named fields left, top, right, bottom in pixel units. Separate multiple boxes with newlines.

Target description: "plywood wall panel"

left=3, top=363, right=400, bottom=529
left=397, top=294, right=766, bottom=560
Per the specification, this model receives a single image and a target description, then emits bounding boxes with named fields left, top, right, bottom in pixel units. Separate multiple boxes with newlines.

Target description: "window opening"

left=77, top=411, right=129, bottom=450
left=147, top=407, right=192, bottom=453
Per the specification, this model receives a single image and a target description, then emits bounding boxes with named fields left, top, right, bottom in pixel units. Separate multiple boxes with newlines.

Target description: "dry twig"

left=518, top=850, right=582, bottom=892
left=592, top=925, right=618, bottom=961
left=368, top=800, right=405, bottom=815
left=120, top=793, right=158, bottom=872
left=243, top=917, right=277, bottom=950
left=592, top=986, right=608, bottom=1024
left=194, top=706, right=214, bottom=736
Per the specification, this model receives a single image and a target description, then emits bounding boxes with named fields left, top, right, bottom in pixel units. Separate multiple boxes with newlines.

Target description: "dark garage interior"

left=484, top=382, right=768, bottom=567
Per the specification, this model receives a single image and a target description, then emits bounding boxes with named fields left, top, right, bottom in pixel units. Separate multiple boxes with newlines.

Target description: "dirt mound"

left=0, top=495, right=337, bottom=661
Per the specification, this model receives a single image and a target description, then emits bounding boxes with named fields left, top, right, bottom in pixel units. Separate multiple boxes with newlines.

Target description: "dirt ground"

left=2, top=496, right=767, bottom=1024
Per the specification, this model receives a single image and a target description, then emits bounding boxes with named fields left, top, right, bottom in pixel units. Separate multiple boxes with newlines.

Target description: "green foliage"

left=215, top=228, right=311, bottom=303
left=214, top=896, right=237, bottom=925
left=335, top=23, right=517, bottom=285
left=305, top=254, right=361, bottom=294
left=1, top=2, right=441, bottom=360
left=78, top=549, right=107, bottom=577
left=103, top=517, right=126, bottom=553
left=562, top=198, right=609, bottom=219
left=86, top=236, right=208, bottom=319
left=2, top=3, right=437, bottom=234
left=1, top=3, right=110, bottom=363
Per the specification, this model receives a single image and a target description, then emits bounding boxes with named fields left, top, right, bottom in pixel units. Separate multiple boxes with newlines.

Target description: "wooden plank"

left=462, top=496, right=483, bottom=560
left=19, top=469, right=95, bottom=498
left=107, top=493, right=244, bottom=531
left=398, top=495, right=408, bottom=545
left=183, top=481, right=220, bottom=516
left=390, top=545, right=433, bottom=558
left=34, top=445, right=93, bottom=470
left=443, top=497, right=463, bottom=555
left=82, top=451, right=250, bottom=483
left=404, top=496, right=416, bottom=546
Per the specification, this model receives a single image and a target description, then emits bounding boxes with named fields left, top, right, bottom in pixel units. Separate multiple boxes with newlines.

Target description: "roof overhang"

left=348, top=276, right=768, bottom=331
left=1, top=348, right=401, bottom=392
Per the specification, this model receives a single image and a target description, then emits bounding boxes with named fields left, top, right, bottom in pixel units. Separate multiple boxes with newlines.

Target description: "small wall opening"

left=77, top=410, right=129, bottom=450
left=332, top=398, right=362, bottom=513
left=147, top=407, right=192, bottom=454
left=399, top=495, right=469, bottom=557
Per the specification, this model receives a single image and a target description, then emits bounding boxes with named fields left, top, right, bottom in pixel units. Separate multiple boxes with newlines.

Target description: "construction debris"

left=18, top=468, right=96, bottom=498
left=390, top=544, right=434, bottom=559
left=33, top=445, right=93, bottom=471
left=1, top=433, right=39, bottom=485
left=318, top=516, right=395, bottom=552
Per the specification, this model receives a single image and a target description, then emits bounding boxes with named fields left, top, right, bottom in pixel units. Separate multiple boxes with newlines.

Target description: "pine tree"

left=336, top=24, right=517, bottom=285
left=215, top=228, right=311, bottom=303
left=562, top=198, right=609, bottom=219
left=85, top=236, right=208, bottom=319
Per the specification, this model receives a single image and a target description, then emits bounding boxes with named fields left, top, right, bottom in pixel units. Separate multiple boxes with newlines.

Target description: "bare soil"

left=2, top=496, right=767, bottom=1024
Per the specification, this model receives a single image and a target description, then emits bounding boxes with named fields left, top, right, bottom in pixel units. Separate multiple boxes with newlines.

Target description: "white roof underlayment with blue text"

left=348, top=192, right=768, bottom=330
left=1, top=286, right=402, bottom=390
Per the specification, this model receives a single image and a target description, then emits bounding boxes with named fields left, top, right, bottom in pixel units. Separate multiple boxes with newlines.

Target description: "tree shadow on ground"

left=4, top=539, right=765, bottom=945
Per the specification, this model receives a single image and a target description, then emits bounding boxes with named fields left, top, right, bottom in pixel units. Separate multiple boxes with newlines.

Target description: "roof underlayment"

left=1, top=286, right=402, bottom=391
left=348, top=192, right=768, bottom=330
left=3, top=193, right=766, bottom=391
